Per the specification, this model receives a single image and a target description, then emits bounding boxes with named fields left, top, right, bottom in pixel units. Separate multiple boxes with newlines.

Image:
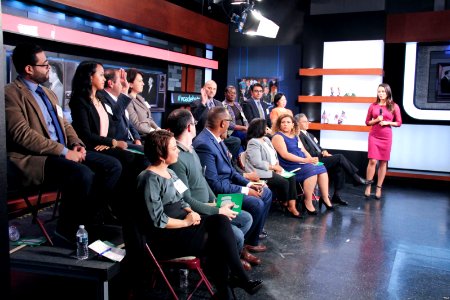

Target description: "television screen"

left=170, top=92, right=201, bottom=105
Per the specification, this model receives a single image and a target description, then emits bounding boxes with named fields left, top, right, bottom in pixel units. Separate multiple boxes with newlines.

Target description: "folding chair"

left=7, top=159, right=60, bottom=246
left=144, top=243, right=215, bottom=300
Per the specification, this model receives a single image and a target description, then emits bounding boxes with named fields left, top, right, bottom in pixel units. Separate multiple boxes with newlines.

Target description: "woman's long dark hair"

left=247, top=118, right=267, bottom=142
left=273, top=93, right=285, bottom=107
left=71, top=61, right=102, bottom=103
left=376, top=83, right=395, bottom=112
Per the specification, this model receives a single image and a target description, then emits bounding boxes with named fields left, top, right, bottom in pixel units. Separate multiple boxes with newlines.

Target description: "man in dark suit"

left=5, top=44, right=122, bottom=240
left=190, top=80, right=241, bottom=163
left=242, top=83, right=272, bottom=133
left=295, top=113, right=373, bottom=205
left=97, top=68, right=143, bottom=151
left=193, top=107, right=272, bottom=253
left=146, top=74, right=158, bottom=105
left=440, top=70, right=450, bottom=93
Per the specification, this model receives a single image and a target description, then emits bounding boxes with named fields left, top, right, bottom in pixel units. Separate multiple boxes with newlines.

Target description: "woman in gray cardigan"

left=243, top=118, right=300, bottom=218
left=126, top=68, right=160, bottom=138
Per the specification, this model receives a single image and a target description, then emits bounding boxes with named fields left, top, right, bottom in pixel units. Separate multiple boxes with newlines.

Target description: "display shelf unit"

left=299, top=68, right=384, bottom=76
left=299, top=67, right=382, bottom=132
left=308, top=123, right=371, bottom=132
left=298, top=96, right=376, bottom=103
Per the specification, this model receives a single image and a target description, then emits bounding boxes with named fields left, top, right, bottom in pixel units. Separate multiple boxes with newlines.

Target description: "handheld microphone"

left=379, top=108, right=383, bottom=116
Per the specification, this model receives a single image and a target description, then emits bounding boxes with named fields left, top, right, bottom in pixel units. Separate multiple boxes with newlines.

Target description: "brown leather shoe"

left=245, top=244, right=267, bottom=253
left=241, top=248, right=261, bottom=265
left=241, top=259, right=252, bottom=271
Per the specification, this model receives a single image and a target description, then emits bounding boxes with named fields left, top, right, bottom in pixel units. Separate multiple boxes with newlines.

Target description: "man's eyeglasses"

left=191, top=120, right=198, bottom=126
left=222, top=118, right=233, bottom=122
left=253, top=90, right=263, bottom=93
left=32, top=63, right=51, bottom=69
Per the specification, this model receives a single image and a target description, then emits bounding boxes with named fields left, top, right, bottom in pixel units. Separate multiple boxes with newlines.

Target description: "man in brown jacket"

left=5, top=43, right=122, bottom=241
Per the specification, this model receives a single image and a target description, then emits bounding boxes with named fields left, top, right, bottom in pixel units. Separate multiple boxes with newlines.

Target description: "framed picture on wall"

left=140, top=72, right=166, bottom=112
left=437, top=63, right=450, bottom=98
left=237, top=77, right=279, bottom=104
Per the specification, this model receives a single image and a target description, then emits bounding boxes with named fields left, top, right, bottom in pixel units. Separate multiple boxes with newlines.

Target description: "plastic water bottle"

left=8, top=225, right=20, bottom=241
left=76, top=225, right=89, bottom=260
left=179, top=269, right=189, bottom=289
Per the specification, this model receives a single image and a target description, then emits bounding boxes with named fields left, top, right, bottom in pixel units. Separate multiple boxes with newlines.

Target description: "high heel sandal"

left=375, top=185, right=382, bottom=199
left=319, top=197, right=334, bottom=211
left=364, top=183, right=372, bottom=198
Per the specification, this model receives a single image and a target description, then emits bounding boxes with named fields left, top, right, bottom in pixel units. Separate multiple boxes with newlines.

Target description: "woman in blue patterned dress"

left=272, top=114, right=333, bottom=215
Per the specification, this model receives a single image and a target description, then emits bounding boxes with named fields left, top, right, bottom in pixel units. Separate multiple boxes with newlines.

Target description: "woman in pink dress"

left=364, top=83, right=402, bottom=199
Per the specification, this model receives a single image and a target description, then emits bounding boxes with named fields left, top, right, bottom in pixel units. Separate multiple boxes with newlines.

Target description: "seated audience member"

left=190, top=80, right=241, bottom=162
left=242, top=83, right=272, bottom=134
left=137, top=130, right=263, bottom=298
left=270, top=93, right=293, bottom=129
left=296, top=113, right=373, bottom=205
left=193, top=107, right=272, bottom=253
left=166, top=109, right=260, bottom=270
left=243, top=119, right=300, bottom=218
left=126, top=68, right=160, bottom=138
left=272, top=114, right=333, bottom=215
left=96, top=68, right=143, bottom=151
left=5, top=44, right=122, bottom=239
left=69, top=61, right=148, bottom=220
left=222, top=85, right=248, bottom=146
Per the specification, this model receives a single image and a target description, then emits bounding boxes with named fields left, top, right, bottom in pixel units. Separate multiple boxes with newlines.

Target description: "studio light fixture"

left=229, top=0, right=279, bottom=38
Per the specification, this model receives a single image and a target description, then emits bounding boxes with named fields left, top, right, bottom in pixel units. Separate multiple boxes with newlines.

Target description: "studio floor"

left=9, top=178, right=450, bottom=300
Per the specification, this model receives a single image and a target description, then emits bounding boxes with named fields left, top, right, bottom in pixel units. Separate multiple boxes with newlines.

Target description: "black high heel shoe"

left=229, top=276, right=263, bottom=295
left=319, top=197, right=334, bottom=211
left=302, top=202, right=318, bottom=215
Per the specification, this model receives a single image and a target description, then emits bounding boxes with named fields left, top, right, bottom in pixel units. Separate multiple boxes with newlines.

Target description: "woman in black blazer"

left=70, top=61, right=147, bottom=220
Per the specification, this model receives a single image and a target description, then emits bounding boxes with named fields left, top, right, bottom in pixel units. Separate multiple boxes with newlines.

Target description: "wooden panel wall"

left=50, top=0, right=229, bottom=49
left=386, top=10, right=450, bottom=43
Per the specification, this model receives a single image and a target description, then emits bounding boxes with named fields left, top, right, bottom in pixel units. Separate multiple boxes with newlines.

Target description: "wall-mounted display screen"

left=170, top=92, right=201, bottom=105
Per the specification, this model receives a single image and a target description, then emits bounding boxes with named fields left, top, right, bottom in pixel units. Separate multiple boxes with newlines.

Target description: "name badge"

left=313, top=137, right=319, bottom=143
left=266, top=108, right=269, bottom=115
left=298, top=141, right=302, bottom=149
left=173, top=179, right=188, bottom=194
left=104, top=104, right=113, bottom=115
left=56, top=105, right=63, bottom=118
left=144, top=101, right=151, bottom=109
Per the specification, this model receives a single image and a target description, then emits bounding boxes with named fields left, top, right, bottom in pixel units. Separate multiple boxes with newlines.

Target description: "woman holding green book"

left=136, top=130, right=263, bottom=299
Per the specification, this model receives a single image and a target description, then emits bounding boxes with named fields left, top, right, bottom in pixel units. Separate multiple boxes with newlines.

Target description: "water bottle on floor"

left=76, top=225, right=89, bottom=260
left=179, top=269, right=189, bottom=289
left=8, top=225, right=20, bottom=241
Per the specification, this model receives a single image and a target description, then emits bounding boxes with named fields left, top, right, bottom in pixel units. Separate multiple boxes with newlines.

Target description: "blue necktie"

left=35, top=86, right=65, bottom=146
left=220, top=141, right=231, bottom=162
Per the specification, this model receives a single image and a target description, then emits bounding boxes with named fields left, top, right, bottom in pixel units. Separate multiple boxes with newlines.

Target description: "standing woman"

left=364, top=83, right=402, bottom=199
left=126, top=68, right=160, bottom=138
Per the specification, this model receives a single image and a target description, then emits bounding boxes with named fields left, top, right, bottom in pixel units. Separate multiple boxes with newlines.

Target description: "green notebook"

left=216, top=193, right=244, bottom=213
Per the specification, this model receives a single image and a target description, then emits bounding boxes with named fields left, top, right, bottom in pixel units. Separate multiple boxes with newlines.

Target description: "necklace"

left=91, top=96, right=101, bottom=107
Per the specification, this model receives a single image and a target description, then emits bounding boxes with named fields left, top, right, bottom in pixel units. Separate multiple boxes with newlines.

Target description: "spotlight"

left=242, top=10, right=279, bottom=38
left=230, top=1, right=279, bottom=38
left=231, top=0, right=247, bottom=4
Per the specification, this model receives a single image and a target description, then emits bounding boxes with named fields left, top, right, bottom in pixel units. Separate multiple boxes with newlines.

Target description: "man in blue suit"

left=193, top=106, right=272, bottom=252
left=97, top=68, right=143, bottom=151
